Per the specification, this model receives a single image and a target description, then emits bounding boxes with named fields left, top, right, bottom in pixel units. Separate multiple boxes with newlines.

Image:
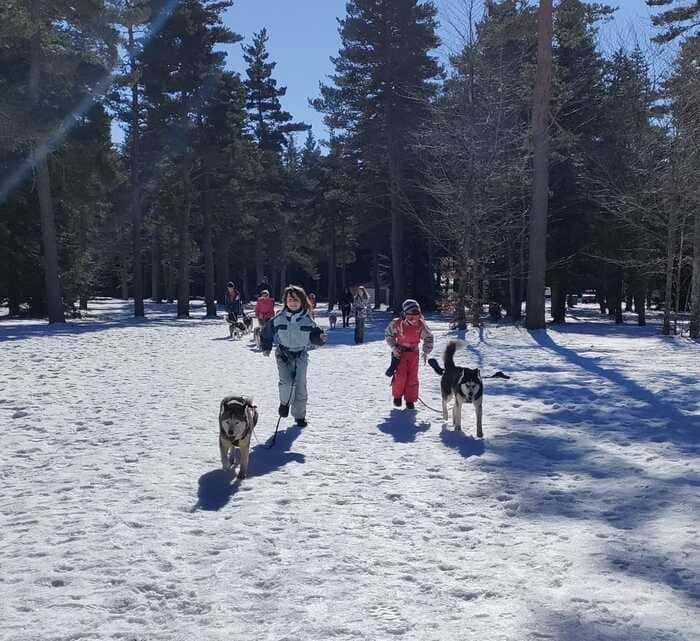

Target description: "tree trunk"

left=635, top=280, right=646, bottom=326
left=690, top=207, right=700, bottom=338
left=663, top=208, right=678, bottom=335
left=372, top=246, right=381, bottom=309
left=215, top=235, right=229, bottom=306
left=29, top=1, right=64, bottom=323
left=328, top=215, right=337, bottom=310
left=201, top=168, right=217, bottom=318
left=255, top=227, right=265, bottom=285
left=176, top=163, right=192, bottom=318
left=151, top=235, right=161, bottom=303
left=388, top=130, right=405, bottom=310
left=550, top=276, right=566, bottom=323
left=128, top=24, right=144, bottom=318
left=120, top=257, right=129, bottom=300
left=525, top=0, right=553, bottom=330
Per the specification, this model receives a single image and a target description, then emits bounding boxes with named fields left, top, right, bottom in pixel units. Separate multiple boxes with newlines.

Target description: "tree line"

left=0, top=0, right=698, bottom=337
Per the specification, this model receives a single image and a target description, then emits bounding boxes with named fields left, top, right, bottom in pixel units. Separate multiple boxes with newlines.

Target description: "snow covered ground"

left=1, top=299, right=698, bottom=641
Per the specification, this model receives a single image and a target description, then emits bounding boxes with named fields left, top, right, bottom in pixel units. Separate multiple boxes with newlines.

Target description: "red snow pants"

left=392, top=350, right=419, bottom=402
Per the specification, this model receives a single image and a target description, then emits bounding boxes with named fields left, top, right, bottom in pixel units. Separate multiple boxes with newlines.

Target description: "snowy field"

left=1, top=299, right=699, bottom=641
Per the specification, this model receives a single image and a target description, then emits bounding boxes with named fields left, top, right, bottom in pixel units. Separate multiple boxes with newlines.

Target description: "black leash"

left=267, top=355, right=298, bottom=449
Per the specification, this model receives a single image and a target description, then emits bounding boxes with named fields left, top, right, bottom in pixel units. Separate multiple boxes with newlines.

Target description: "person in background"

left=255, top=289, right=275, bottom=326
left=339, top=287, right=353, bottom=328
left=307, top=292, right=317, bottom=319
left=353, top=285, right=370, bottom=344
left=225, top=281, right=243, bottom=321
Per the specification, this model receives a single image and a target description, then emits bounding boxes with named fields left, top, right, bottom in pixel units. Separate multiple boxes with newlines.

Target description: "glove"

left=392, top=347, right=401, bottom=358
left=263, top=351, right=270, bottom=357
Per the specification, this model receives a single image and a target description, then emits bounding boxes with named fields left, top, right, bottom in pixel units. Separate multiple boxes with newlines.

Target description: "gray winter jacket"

left=260, top=309, right=324, bottom=353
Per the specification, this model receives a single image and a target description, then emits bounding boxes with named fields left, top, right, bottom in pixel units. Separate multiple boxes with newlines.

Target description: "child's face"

left=405, top=312, right=420, bottom=325
left=286, top=293, right=302, bottom=311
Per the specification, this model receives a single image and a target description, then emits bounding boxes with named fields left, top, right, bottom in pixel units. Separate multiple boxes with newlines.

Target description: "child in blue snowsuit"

left=261, top=285, right=327, bottom=427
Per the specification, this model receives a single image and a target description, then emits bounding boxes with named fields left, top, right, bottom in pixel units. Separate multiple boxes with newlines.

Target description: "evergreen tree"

left=0, top=0, right=119, bottom=322
left=647, top=0, right=700, bottom=43
left=140, top=0, right=238, bottom=318
left=243, top=29, right=308, bottom=155
left=315, top=0, right=441, bottom=308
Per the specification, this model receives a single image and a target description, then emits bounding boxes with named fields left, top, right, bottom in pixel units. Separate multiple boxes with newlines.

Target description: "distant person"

left=307, top=292, right=317, bottom=319
left=339, top=287, right=353, bottom=328
left=353, top=286, right=370, bottom=344
left=225, top=281, right=243, bottom=321
left=328, top=309, right=338, bottom=329
left=261, top=285, right=327, bottom=428
left=254, top=289, right=275, bottom=326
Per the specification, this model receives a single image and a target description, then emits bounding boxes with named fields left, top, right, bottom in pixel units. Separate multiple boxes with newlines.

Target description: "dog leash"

left=417, top=396, right=443, bottom=414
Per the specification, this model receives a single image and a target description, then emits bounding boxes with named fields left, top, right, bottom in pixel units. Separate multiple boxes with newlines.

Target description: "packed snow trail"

left=1, top=300, right=698, bottom=641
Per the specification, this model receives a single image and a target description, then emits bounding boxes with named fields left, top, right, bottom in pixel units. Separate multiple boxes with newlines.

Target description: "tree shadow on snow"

left=378, top=409, right=431, bottom=443
left=529, top=329, right=700, bottom=449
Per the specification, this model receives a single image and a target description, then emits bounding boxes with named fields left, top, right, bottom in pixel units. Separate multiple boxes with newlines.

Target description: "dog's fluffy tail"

left=444, top=340, right=464, bottom=370
left=427, top=358, right=444, bottom=376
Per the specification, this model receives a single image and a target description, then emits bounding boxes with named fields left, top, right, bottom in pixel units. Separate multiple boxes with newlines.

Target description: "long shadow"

left=530, top=330, right=700, bottom=448
left=378, top=409, right=431, bottom=443
left=246, top=424, right=306, bottom=476
left=193, top=468, right=240, bottom=511
left=607, top=549, right=700, bottom=604
left=0, top=314, right=222, bottom=343
left=191, top=425, right=305, bottom=512
left=440, top=428, right=485, bottom=459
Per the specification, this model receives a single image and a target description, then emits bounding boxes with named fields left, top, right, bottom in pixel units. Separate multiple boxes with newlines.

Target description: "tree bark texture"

left=525, top=0, right=553, bottom=330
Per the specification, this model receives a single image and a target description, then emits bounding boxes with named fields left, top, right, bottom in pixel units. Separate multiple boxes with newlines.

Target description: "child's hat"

left=402, top=299, right=421, bottom=315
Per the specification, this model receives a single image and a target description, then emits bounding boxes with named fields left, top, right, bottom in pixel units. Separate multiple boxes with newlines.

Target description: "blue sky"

left=221, top=0, right=657, bottom=143
left=112, top=1, right=659, bottom=144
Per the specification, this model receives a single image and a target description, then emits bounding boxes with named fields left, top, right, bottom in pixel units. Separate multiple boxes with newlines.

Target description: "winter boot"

left=295, top=418, right=308, bottom=428
left=393, top=397, right=402, bottom=408
left=405, top=401, right=415, bottom=410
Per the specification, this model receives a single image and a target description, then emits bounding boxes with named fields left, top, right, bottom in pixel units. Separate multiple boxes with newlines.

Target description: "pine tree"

left=0, top=0, right=119, bottom=322
left=647, top=0, right=700, bottom=43
left=315, top=0, right=441, bottom=308
left=140, top=0, right=238, bottom=318
left=243, top=29, right=308, bottom=155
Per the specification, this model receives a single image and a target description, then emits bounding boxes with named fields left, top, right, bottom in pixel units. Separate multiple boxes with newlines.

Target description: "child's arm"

left=420, top=322, right=434, bottom=359
left=385, top=320, right=401, bottom=356
left=306, top=314, right=326, bottom=346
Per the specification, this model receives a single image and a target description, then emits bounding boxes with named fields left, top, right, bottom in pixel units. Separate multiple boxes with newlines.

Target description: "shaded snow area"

left=1, top=299, right=699, bottom=641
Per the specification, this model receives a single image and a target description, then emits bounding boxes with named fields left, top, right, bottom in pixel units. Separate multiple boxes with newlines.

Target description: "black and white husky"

left=428, top=341, right=509, bottom=437
left=219, top=396, right=258, bottom=479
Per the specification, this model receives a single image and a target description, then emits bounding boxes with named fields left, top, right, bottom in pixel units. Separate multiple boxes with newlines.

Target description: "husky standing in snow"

left=428, top=340, right=509, bottom=437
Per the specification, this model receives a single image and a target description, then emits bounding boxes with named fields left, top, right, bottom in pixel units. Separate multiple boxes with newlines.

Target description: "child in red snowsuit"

left=384, top=299, right=434, bottom=410
left=255, top=289, right=275, bottom=326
